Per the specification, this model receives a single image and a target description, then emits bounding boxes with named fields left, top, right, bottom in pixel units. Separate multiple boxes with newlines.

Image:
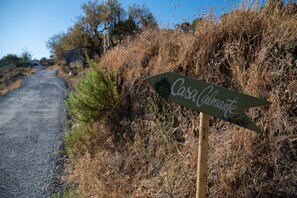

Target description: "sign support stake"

left=196, top=112, right=210, bottom=198
left=146, top=72, right=271, bottom=197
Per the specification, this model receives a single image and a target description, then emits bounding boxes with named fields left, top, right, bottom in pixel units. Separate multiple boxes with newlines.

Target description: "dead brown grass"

left=66, top=1, right=297, bottom=197
left=47, top=64, right=60, bottom=70
left=0, top=79, right=22, bottom=96
left=0, top=65, right=37, bottom=96
left=21, top=68, right=37, bottom=76
left=55, top=65, right=86, bottom=92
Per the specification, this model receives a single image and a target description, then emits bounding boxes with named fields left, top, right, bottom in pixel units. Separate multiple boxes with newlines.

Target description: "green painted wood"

left=146, top=72, right=271, bottom=133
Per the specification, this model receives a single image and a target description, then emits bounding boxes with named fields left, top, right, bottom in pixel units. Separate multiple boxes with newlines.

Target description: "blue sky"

left=0, top=0, right=244, bottom=59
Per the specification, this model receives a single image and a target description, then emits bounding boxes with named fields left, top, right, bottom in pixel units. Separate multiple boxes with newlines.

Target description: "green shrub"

left=52, top=190, right=81, bottom=198
left=64, top=128, right=84, bottom=156
left=65, top=56, right=119, bottom=123
left=0, top=53, right=32, bottom=68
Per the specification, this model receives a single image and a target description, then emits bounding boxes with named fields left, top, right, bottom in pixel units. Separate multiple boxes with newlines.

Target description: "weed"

left=64, top=128, right=84, bottom=156
left=52, top=190, right=81, bottom=198
left=65, top=1, right=297, bottom=197
left=65, top=56, right=119, bottom=123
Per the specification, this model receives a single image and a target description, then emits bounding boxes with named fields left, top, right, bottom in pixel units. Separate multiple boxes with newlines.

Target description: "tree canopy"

left=0, top=50, right=32, bottom=67
left=47, top=0, right=157, bottom=65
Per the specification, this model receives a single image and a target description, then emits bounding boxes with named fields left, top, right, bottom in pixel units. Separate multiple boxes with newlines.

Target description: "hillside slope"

left=65, top=2, right=297, bottom=197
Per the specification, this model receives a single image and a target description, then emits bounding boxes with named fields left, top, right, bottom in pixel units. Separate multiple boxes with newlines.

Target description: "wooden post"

left=146, top=72, right=271, bottom=197
left=196, top=112, right=210, bottom=198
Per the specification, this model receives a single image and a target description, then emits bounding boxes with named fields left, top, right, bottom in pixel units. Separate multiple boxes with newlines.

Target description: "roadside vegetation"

left=40, top=56, right=55, bottom=66
left=0, top=50, right=32, bottom=68
left=0, top=51, right=37, bottom=96
left=46, top=0, right=156, bottom=75
left=51, top=0, right=297, bottom=197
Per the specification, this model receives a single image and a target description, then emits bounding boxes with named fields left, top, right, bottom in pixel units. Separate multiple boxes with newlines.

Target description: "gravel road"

left=0, top=68, right=68, bottom=198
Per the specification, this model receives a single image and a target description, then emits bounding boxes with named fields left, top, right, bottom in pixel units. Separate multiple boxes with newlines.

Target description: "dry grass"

left=47, top=64, right=60, bottom=70
left=0, top=79, right=22, bottom=96
left=0, top=65, right=37, bottom=96
left=66, top=2, right=297, bottom=197
left=21, top=68, right=37, bottom=76
left=55, top=65, right=86, bottom=92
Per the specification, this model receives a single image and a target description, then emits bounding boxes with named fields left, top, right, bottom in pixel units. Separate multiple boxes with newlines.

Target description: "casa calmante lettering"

left=146, top=72, right=271, bottom=133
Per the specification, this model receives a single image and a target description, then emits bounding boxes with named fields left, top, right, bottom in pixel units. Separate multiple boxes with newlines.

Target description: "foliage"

left=65, top=55, right=119, bottom=123
left=47, top=0, right=157, bottom=62
left=0, top=54, right=20, bottom=67
left=46, top=33, right=65, bottom=60
left=0, top=50, right=32, bottom=67
left=0, top=65, right=36, bottom=96
left=20, top=49, right=32, bottom=62
left=191, top=17, right=206, bottom=31
left=128, top=4, right=157, bottom=29
left=66, top=1, right=297, bottom=197
left=64, top=127, right=84, bottom=156
left=40, top=57, right=54, bottom=66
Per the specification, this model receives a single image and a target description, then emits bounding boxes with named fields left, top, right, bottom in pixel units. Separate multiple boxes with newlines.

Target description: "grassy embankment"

left=63, top=2, right=297, bottom=197
left=0, top=64, right=37, bottom=96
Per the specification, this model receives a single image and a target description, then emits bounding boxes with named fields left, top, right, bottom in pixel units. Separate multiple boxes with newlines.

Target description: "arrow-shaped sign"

left=146, top=72, right=271, bottom=133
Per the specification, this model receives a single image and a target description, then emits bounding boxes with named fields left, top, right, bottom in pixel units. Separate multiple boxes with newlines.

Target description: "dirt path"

left=0, top=68, right=68, bottom=198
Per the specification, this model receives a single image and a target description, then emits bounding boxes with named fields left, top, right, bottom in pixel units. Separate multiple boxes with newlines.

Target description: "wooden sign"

left=146, top=72, right=271, bottom=198
left=146, top=72, right=271, bottom=133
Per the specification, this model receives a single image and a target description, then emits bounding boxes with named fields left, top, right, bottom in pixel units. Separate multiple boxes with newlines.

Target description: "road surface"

left=0, top=67, right=68, bottom=197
